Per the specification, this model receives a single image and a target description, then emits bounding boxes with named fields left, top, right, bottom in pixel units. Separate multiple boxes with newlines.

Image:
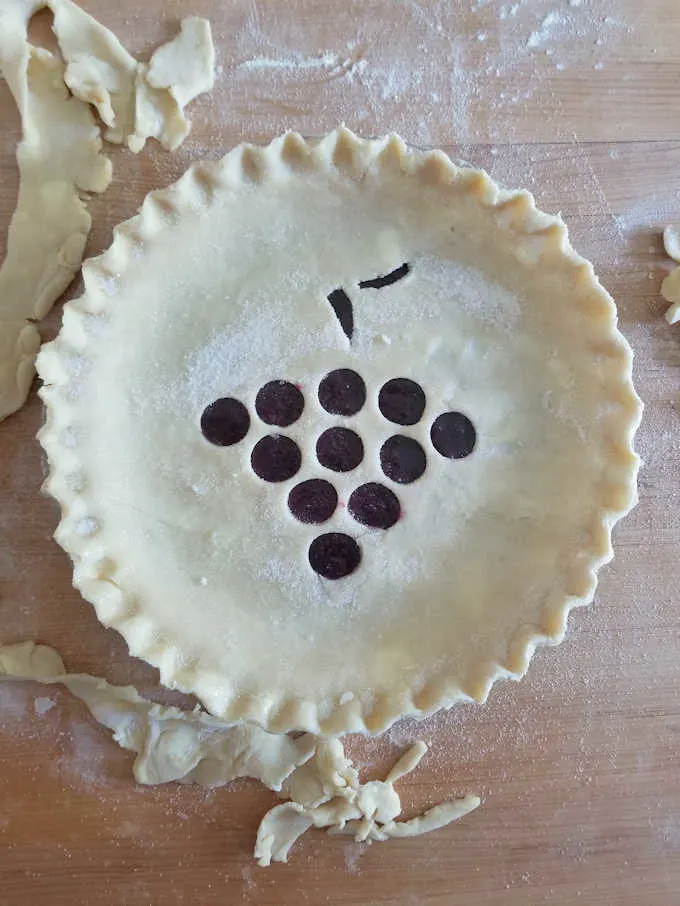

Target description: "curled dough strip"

left=0, top=0, right=214, bottom=420
left=0, top=640, right=480, bottom=867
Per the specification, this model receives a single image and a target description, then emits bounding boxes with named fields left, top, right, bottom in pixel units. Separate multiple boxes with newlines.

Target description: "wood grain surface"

left=1, top=2, right=680, bottom=904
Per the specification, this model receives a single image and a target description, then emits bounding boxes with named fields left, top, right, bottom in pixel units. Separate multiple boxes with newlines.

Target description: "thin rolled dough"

left=0, top=641, right=480, bottom=866
left=0, top=0, right=214, bottom=421
left=662, top=224, right=680, bottom=324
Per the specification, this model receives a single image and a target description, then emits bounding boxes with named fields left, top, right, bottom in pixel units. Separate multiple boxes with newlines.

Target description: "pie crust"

left=37, top=129, right=642, bottom=735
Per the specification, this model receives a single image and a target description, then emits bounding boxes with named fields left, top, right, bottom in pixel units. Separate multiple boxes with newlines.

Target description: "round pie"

left=37, top=129, right=642, bottom=734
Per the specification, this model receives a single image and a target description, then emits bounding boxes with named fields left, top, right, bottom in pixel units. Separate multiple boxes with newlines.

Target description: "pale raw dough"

left=49, top=0, right=137, bottom=144
left=662, top=224, right=680, bottom=324
left=0, top=0, right=111, bottom=419
left=52, top=4, right=214, bottom=153
left=130, top=17, right=215, bottom=153
left=0, top=0, right=215, bottom=421
left=37, top=130, right=642, bottom=736
left=140, top=16, right=215, bottom=151
left=0, top=641, right=480, bottom=866
left=0, top=321, right=42, bottom=420
left=0, top=39, right=111, bottom=323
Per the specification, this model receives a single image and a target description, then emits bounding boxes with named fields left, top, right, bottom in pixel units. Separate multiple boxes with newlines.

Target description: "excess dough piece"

left=0, top=641, right=480, bottom=865
left=0, top=0, right=214, bottom=421
left=662, top=224, right=680, bottom=324
left=37, top=130, right=642, bottom=736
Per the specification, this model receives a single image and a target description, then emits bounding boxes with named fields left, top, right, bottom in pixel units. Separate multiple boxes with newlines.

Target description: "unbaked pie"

left=37, top=129, right=642, bottom=734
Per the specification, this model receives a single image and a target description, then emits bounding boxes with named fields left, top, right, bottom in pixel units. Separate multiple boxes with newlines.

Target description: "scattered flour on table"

left=0, top=682, right=31, bottom=724
left=33, top=695, right=55, bottom=716
left=238, top=51, right=363, bottom=76
left=525, top=4, right=631, bottom=60
left=615, top=190, right=680, bottom=239
left=343, top=840, right=369, bottom=875
left=213, top=0, right=638, bottom=145
left=0, top=642, right=481, bottom=867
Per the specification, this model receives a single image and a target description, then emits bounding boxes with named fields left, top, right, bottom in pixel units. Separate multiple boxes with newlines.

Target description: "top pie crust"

left=37, top=129, right=642, bottom=735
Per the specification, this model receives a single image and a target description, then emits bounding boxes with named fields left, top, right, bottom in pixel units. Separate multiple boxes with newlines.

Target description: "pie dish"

left=37, top=129, right=642, bottom=735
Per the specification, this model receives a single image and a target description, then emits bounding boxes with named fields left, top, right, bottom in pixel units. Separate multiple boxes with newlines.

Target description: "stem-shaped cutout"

left=327, top=288, right=354, bottom=340
left=359, top=262, right=410, bottom=289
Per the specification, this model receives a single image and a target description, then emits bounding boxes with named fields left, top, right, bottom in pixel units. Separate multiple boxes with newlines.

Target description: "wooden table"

left=1, top=2, right=679, bottom=903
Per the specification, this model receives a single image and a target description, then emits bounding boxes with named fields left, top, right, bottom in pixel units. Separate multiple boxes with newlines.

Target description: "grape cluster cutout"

left=200, top=370, right=476, bottom=581
left=200, top=262, right=477, bottom=580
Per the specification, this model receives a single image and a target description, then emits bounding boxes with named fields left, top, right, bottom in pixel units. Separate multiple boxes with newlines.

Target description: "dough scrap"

left=0, top=641, right=480, bottom=865
left=53, top=4, right=214, bottom=153
left=0, top=320, right=42, bottom=420
left=146, top=17, right=215, bottom=110
left=130, top=18, right=215, bottom=154
left=0, top=0, right=215, bottom=421
left=0, top=43, right=111, bottom=325
left=50, top=0, right=138, bottom=145
left=662, top=224, right=680, bottom=324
